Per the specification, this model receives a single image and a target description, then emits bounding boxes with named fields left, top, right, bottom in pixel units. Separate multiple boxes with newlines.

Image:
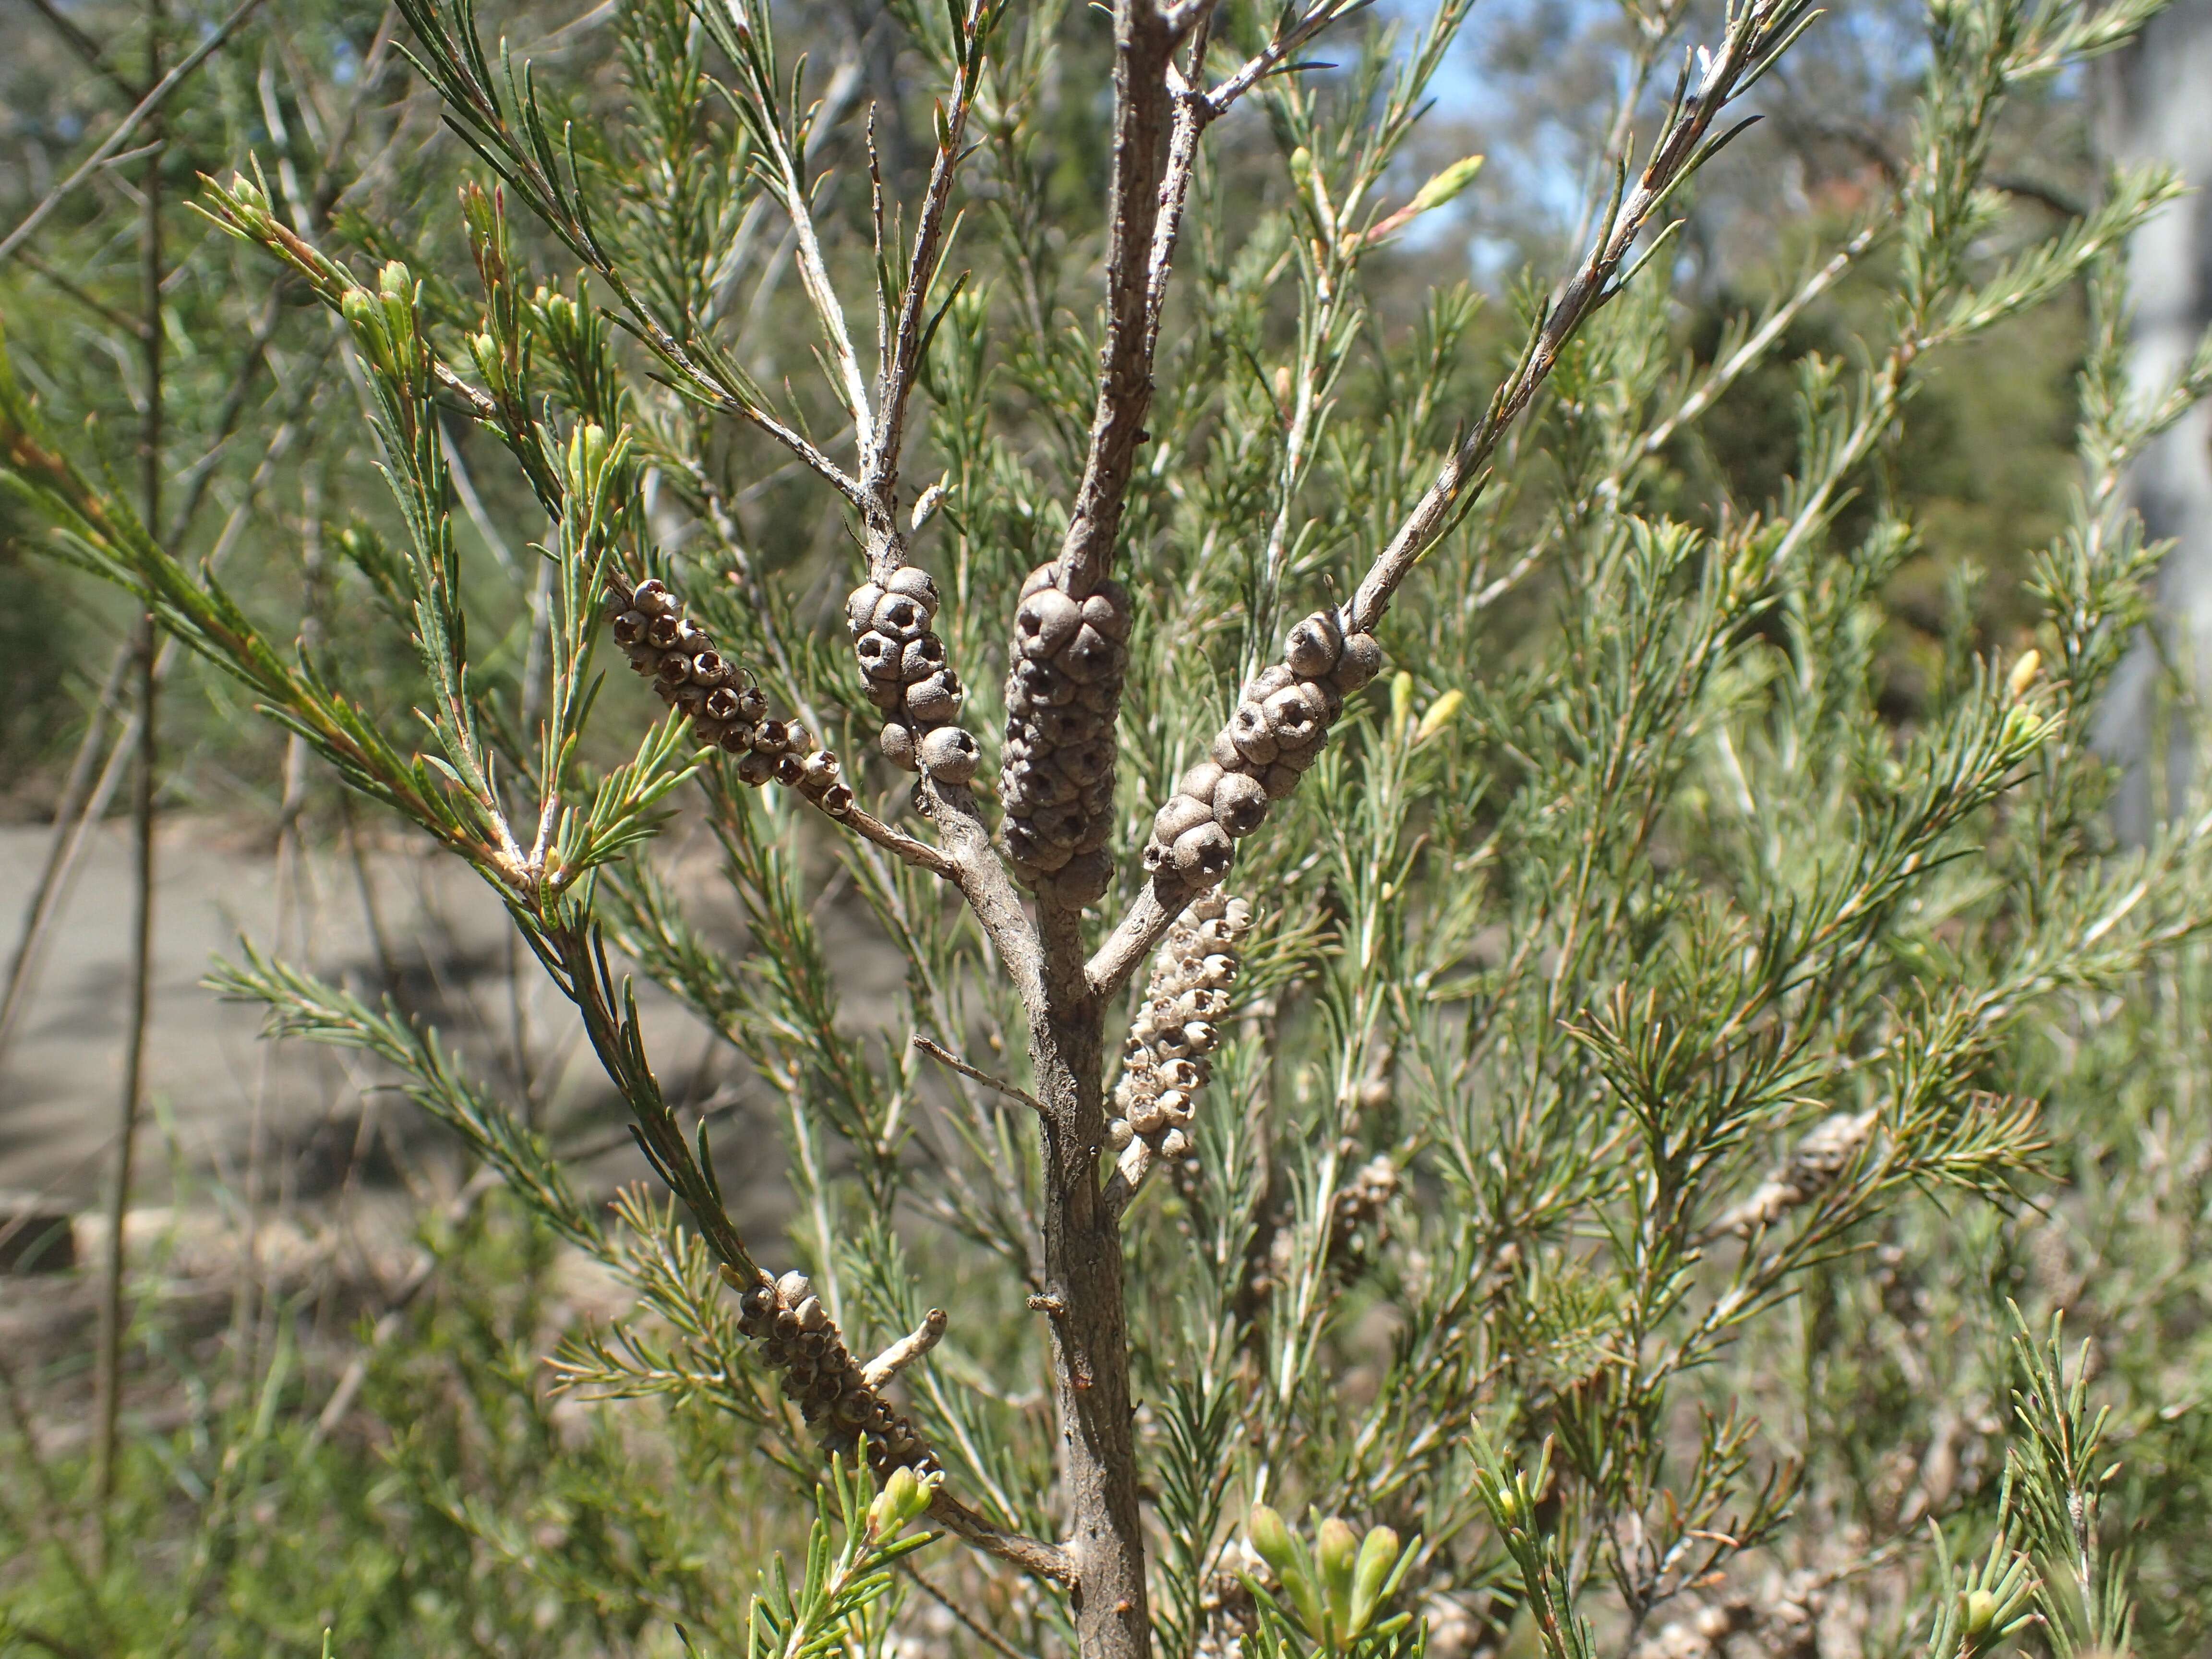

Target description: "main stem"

left=93, top=20, right=164, bottom=1546
left=1032, top=979, right=1150, bottom=1659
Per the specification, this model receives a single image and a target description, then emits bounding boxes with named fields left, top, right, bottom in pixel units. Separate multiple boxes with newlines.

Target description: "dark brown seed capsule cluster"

left=999, top=563, right=1132, bottom=906
left=611, top=578, right=855, bottom=813
left=848, top=565, right=983, bottom=789
left=1108, top=890, right=1251, bottom=1177
left=1144, top=610, right=1382, bottom=886
left=733, top=1266, right=938, bottom=1473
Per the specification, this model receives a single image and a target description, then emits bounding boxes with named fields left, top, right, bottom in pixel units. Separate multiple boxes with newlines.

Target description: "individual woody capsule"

left=855, top=631, right=902, bottom=680
left=1157, top=1089, right=1194, bottom=1126
left=905, top=671, right=963, bottom=724
left=884, top=564, right=939, bottom=613
left=703, top=687, right=743, bottom=724
left=690, top=649, right=730, bottom=686
left=1106, top=1118, right=1135, bottom=1152
left=775, top=1269, right=812, bottom=1306
left=1058, top=739, right=1116, bottom=784
left=918, top=725, right=980, bottom=783
left=736, top=750, right=777, bottom=786
left=1015, top=658, right=1074, bottom=707
left=1261, top=761, right=1303, bottom=799
left=774, top=754, right=805, bottom=787
left=872, top=590, right=932, bottom=641
left=1229, top=705, right=1280, bottom=766
left=1158, top=1128, right=1192, bottom=1160
left=612, top=609, right=647, bottom=646
left=1047, top=848, right=1113, bottom=905
left=1213, top=771, right=1269, bottom=837
left=1016, top=587, right=1083, bottom=659
left=900, top=636, right=947, bottom=682
left=1333, top=631, right=1383, bottom=691
left=1262, top=682, right=1327, bottom=743
left=1285, top=611, right=1345, bottom=677
left=1081, top=585, right=1132, bottom=640
left=802, top=751, right=840, bottom=789
left=1176, top=760, right=1225, bottom=803
left=1152, top=793, right=1214, bottom=845
left=880, top=722, right=919, bottom=771
left=733, top=685, right=769, bottom=723
left=1057, top=625, right=1119, bottom=684
left=846, top=582, right=885, bottom=632
left=655, top=652, right=692, bottom=688
left=1034, top=706, right=1092, bottom=746
left=1034, top=802, right=1090, bottom=849
left=864, top=678, right=905, bottom=712
left=633, top=578, right=676, bottom=615
left=1018, top=765, right=1080, bottom=808
left=1003, top=820, right=1071, bottom=871
left=1171, top=821, right=1234, bottom=882
left=1128, top=1097, right=1168, bottom=1137
left=820, top=782, right=854, bottom=816
left=646, top=613, right=685, bottom=650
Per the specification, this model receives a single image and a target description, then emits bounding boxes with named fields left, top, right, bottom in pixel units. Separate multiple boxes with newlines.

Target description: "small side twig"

left=861, top=1308, right=949, bottom=1389
left=913, top=1034, right=1045, bottom=1117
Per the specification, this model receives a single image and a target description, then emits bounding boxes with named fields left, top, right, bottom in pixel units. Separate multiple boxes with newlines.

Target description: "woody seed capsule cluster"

left=610, top=578, right=855, bottom=814
left=1143, top=609, right=1382, bottom=886
left=847, top=565, right=984, bottom=789
left=732, top=1266, right=938, bottom=1473
left=999, top=562, right=1132, bottom=905
left=1108, top=890, right=1252, bottom=1177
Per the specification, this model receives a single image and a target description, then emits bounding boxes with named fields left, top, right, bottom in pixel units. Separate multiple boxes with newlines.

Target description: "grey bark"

left=2098, top=0, right=2212, bottom=840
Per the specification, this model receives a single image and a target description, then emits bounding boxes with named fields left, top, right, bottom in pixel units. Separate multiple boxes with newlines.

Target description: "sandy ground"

left=0, top=813, right=905, bottom=1227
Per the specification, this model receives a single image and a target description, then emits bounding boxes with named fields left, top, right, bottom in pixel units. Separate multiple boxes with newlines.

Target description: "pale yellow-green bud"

left=2006, top=648, right=2041, bottom=701
left=1347, top=1524, right=1401, bottom=1632
left=1414, top=689, right=1464, bottom=744
left=1960, top=1587, right=1999, bottom=1637
left=1246, top=1503, right=1296, bottom=1579
left=1407, top=155, right=1485, bottom=216
left=1390, top=669, right=1416, bottom=731
left=867, top=1463, right=936, bottom=1539
left=1316, top=1515, right=1358, bottom=1615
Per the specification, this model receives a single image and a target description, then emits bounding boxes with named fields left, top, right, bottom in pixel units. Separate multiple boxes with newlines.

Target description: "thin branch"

left=863, top=5, right=983, bottom=551
left=1349, top=3, right=1815, bottom=634
left=861, top=1307, right=949, bottom=1389
left=15, top=249, right=150, bottom=338
left=21, top=0, right=142, bottom=99
left=913, top=1034, right=1045, bottom=1117
left=1052, top=0, right=1196, bottom=600
left=0, top=0, right=272, bottom=269
left=926, top=1490, right=1077, bottom=1587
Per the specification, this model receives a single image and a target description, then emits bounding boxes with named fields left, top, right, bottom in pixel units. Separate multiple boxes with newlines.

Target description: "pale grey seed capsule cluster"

left=848, top=565, right=984, bottom=789
left=730, top=1265, right=938, bottom=1473
left=610, top=578, right=855, bottom=814
left=1143, top=609, right=1382, bottom=886
left=1711, top=1108, right=1877, bottom=1239
left=1107, top=890, right=1251, bottom=1174
left=999, top=563, right=1132, bottom=905
left=1328, top=1153, right=1401, bottom=1262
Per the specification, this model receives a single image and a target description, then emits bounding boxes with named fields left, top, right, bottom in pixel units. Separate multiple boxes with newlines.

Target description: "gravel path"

left=0, top=814, right=897, bottom=1227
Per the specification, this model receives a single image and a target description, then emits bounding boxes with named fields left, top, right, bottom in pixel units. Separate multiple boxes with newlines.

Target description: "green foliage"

left=8, top=0, right=2212, bottom=1654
